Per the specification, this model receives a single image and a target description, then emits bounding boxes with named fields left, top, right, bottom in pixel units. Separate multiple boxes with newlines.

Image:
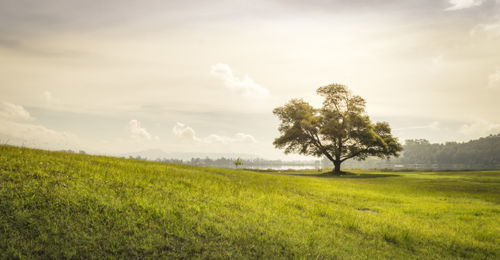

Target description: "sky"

left=1, top=0, right=500, bottom=159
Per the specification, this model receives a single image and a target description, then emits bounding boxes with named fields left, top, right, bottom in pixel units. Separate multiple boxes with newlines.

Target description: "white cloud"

left=204, top=134, right=226, bottom=144
left=488, top=67, right=500, bottom=89
left=432, top=54, right=444, bottom=66
left=470, top=20, right=500, bottom=38
left=430, top=54, right=445, bottom=73
left=172, top=122, right=199, bottom=141
left=205, top=133, right=257, bottom=144
left=210, top=63, right=269, bottom=99
left=42, top=90, right=65, bottom=108
left=129, top=119, right=156, bottom=141
left=445, top=0, right=484, bottom=11
left=459, top=120, right=500, bottom=137
left=234, top=133, right=257, bottom=143
left=394, top=121, right=440, bottom=131
left=0, top=101, right=81, bottom=150
left=0, top=102, right=33, bottom=121
left=43, top=91, right=53, bottom=103
left=173, top=122, right=257, bottom=144
left=0, top=119, right=80, bottom=150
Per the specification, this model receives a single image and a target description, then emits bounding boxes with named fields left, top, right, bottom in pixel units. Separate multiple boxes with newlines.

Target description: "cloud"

left=129, top=119, right=156, bottom=141
left=173, top=122, right=257, bottom=144
left=234, top=133, right=257, bottom=143
left=205, top=133, right=257, bottom=144
left=444, top=0, right=484, bottom=11
left=0, top=121, right=80, bottom=148
left=459, top=120, right=500, bottom=137
left=0, top=101, right=81, bottom=150
left=394, top=121, right=440, bottom=131
left=173, top=122, right=199, bottom=141
left=431, top=54, right=444, bottom=66
left=43, top=91, right=53, bottom=102
left=0, top=103, right=80, bottom=150
left=211, top=63, right=269, bottom=99
left=488, top=67, right=500, bottom=89
left=42, top=90, right=65, bottom=108
left=0, top=102, right=33, bottom=121
left=470, top=20, right=500, bottom=38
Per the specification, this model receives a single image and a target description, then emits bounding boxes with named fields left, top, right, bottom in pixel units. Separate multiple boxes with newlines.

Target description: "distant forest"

left=139, top=134, right=500, bottom=170
left=340, top=133, right=500, bottom=170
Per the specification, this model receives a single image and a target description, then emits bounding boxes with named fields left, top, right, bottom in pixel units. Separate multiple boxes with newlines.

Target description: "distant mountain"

left=120, top=149, right=259, bottom=161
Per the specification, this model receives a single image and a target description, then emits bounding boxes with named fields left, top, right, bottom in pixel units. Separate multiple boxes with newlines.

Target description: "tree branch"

left=340, top=149, right=368, bottom=162
left=305, top=129, right=336, bottom=163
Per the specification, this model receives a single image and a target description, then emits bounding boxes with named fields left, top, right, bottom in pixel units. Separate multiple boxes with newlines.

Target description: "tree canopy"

left=273, top=84, right=402, bottom=174
left=233, top=157, right=243, bottom=168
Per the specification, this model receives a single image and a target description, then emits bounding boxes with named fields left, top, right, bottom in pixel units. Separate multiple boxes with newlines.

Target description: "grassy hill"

left=1, top=145, right=499, bottom=259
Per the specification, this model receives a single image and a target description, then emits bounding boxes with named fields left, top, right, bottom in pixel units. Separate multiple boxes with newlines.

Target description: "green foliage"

left=336, top=134, right=500, bottom=170
left=1, top=145, right=499, bottom=259
left=401, top=134, right=500, bottom=168
left=273, top=84, right=402, bottom=173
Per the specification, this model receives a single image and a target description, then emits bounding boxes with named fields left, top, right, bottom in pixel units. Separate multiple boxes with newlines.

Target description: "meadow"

left=0, top=145, right=499, bottom=259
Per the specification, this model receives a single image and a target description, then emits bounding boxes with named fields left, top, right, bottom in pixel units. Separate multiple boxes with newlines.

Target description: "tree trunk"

left=333, top=161, right=341, bottom=175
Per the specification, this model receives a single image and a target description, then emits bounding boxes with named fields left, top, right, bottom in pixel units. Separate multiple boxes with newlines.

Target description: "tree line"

left=124, top=134, right=500, bottom=171
left=336, top=134, right=500, bottom=170
left=152, top=157, right=320, bottom=169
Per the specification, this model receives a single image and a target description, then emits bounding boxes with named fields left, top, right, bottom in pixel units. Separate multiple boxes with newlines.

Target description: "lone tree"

left=234, top=157, right=243, bottom=168
left=273, top=84, right=402, bottom=174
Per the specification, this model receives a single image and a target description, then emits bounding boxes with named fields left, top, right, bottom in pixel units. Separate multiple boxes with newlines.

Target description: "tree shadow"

left=276, top=171, right=399, bottom=179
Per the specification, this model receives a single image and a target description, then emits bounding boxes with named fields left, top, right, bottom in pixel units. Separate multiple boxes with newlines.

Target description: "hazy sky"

left=1, top=0, right=499, bottom=159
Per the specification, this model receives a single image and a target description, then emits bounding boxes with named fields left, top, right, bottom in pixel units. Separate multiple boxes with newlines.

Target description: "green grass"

left=1, top=145, right=499, bottom=259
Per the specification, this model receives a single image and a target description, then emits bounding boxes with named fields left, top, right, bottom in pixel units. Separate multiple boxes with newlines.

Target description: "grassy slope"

left=0, top=145, right=499, bottom=259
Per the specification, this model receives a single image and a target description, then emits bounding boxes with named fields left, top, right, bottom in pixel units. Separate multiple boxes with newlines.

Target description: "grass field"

left=1, top=145, right=499, bottom=259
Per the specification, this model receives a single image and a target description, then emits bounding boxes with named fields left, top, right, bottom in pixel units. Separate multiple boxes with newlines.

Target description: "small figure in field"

left=234, top=157, right=243, bottom=169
